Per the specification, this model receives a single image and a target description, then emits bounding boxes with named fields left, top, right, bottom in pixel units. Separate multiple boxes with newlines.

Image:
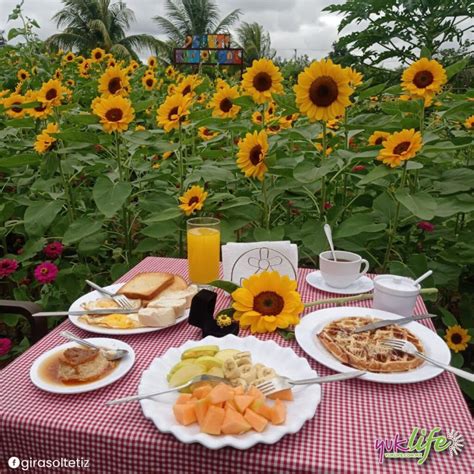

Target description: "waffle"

left=317, top=317, right=424, bottom=373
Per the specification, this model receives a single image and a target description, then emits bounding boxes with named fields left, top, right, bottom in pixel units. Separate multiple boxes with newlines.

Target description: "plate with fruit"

left=138, top=334, right=321, bottom=449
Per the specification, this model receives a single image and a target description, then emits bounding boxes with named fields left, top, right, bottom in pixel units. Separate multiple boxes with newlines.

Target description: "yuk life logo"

left=375, top=427, right=464, bottom=464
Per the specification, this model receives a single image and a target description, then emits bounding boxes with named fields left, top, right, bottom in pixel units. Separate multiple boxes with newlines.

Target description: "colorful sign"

left=174, top=48, right=243, bottom=65
left=183, top=34, right=231, bottom=49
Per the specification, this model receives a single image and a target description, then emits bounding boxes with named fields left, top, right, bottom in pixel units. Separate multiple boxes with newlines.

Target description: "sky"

left=0, top=0, right=346, bottom=60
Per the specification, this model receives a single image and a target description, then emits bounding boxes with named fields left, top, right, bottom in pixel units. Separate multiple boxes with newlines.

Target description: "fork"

left=256, top=370, right=366, bottom=396
left=382, top=339, right=474, bottom=382
left=85, top=279, right=135, bottom=309
left=105, top=374, right=229, bottom=406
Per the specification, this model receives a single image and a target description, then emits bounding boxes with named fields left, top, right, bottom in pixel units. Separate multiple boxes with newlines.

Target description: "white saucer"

left=305, top=270, right=374, bottom=295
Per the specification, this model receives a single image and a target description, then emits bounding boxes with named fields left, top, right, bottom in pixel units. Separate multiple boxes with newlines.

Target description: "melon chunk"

left=194, top=397, right=210, bottom=426
left=233, top=385, right=245, bottom=396
left=208, top=383, right=234, bottom=404
left=270, top=399, right=286, bottom=425
left=247, top=386, right=265, bottom=401
left=244, top=408, right=268, bottom=433
left=192, top=384, right=212, bottom=400
left=234, top=395, right=254, bottom=413
left=225, top=399, right=238, bottom=411
left=175, top=393, right=193, bottom=404
left=173, top=402, right=197, bottom=425
left=200, top=405, right=225, bottom=435
left=250, top=399, right=274, bottom=421
left=221, top=407, right=252, bottom=435
left=267, top=388, right=293, bottom=401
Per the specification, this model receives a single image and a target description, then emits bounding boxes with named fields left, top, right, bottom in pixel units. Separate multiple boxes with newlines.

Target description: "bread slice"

left=138, top=307, right=175, bottom=327
left=158, top=275, right=189, bottom=296
left=149, top=285, right=198, bottom=309
left=118, top=272, right=174, bottom=300
left=147, top=297, right=186, bottom=318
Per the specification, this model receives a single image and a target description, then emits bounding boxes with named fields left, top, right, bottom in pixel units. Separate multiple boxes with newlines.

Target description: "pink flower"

left=34, top=261, right=58, bottom=284
left=43, top=241, right=64, bottom=259
left=352, top=165, right=366, bottom=172
left=0, top=259, right=18, bottom=278
left=417, top=221, right=435, bottom=233
left=324, top=201, right=333, bottom=210
left=0, top=337, right=12, bottom=356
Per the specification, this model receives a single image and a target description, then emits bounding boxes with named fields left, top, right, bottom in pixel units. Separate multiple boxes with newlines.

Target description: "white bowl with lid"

left=373, top=275, right=420, bottom=316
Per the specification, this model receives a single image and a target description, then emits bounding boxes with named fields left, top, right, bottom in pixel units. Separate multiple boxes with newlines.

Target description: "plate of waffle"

left=68, top=272, right=198, bottom=335
left=295, top=306, right=451, bottom=383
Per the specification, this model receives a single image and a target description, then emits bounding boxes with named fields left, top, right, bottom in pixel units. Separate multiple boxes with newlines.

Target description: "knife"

left=352, top=313, right=436, bottom=333
left=33, top=308, right=138, bottom=317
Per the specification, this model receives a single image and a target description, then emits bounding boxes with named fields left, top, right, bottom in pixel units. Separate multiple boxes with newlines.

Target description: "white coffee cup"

left=373, top=275, right=420, bottom=316
left=319, top=250, right=369, bottom=288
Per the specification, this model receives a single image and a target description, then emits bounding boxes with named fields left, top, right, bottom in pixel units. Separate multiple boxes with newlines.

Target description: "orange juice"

left=187, top=227, right=220, bottom=284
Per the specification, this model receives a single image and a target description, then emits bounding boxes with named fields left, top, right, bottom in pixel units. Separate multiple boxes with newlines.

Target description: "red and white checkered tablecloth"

left=1, top=257, right=473, bottom=474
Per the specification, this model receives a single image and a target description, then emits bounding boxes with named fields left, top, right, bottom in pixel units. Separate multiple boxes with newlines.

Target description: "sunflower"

left=401, top=58, right=447, bottom=99
left=92, top=95, right=135, bottom=133
left=135, top=125, right=146, bottom=131
left=156, top=93, right=192, bottom=132
left=165, top=65, right=176, bottom=79
left=266, top=123, right=281, bottom=135
left=279, top=113, right=298, bottom=129
left=400, top=92, right=434, bottom=107
left=3, top=93, right=26, bottom=118
left=368, top=131, right=390, bottom=146
left=195, top=93, right=207, bottom=104
left=129, top=60, right=139, bottom=72
left=31, top=66, right=38, bottom=75
left=236, top=130, right=269, bottom=181
left=176, top=74, right=202, bottom=97
left=231, top=271, right=304, bottom=333
left=445, top=325, right=471, bottom=353
left=251, top=111, right=263, bottom=125
left=107, top=58, right=117, bottom=68
left=167, top=84, right=177, bottom=95
left=464, top=115, right=474, bottom=129
left=79, top=59, right=93, bottom=77
left=91, top=48, right=105, bottom=62
left=17, top=69, right=30, bottom=82
left=66, top=79, right=75, bottom=87
left=144, top=68, right=154, bottom=76
left=34, top=122, right=59, bottom=154
left=147, top=56, right=157, bottom=68
left=63, top=52, right=75, bottom=63
left=209, top=85, right=241, bottom=119
left=377, top=129, right=423, bottom=168
left=178, top=185, right=208, bottom=216
left=242, top=59, right=284, bottom=104
left=216, top=78, right=229, bottom=90
left=98, top=66, right=130, bottom=97
left=142, top=74, right=157, bottom=91
left=38, top=79, right=65, bottom=107
left=347, top=67, right=363, bottom=87
left=315, top=142, right=333, bottom=156
left=25, top=91, right=53, bottom=119
left=54, top=69, right=63, bottom=80
left=294, top=59, right=353, bottom=122
left=198, top=127, right=219, bottom=141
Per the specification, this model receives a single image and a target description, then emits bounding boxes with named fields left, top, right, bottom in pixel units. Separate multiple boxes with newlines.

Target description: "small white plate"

left=139, top=334, right=321, bottom=450
left=306, top=270, right=374, bottom=294
left=30, top=338, right=135, bottom=394
left=68, top=283, right=189, bottom=335
left=295, top=306, right=450, bottom=384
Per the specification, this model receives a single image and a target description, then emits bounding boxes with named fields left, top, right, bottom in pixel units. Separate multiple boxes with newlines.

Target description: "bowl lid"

left=374, top=274, right=420, bottom=296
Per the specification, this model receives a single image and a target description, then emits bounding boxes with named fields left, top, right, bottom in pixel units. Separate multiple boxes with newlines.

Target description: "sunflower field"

left=0, top=36, right=473, bottom=393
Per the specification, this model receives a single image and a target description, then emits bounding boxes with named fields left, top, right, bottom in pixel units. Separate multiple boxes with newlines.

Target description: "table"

left=1, top=257, right=473, bottom=473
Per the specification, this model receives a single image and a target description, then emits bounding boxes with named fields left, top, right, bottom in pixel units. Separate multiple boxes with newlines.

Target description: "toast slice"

left=117, top=272, right=174, bottom=300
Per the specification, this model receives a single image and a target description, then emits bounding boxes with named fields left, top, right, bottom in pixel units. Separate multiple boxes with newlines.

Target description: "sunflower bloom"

left=147, top=56, right=157, bottom=68
left=165, top=65, right=176, bottom=79
left=3, top=93, right=26, bottom=118
left=231, top=271, right=304, bottom=333
left=176, top=74, right=202, bottom=97
left=91, top=48, right=106, bottom=62
left=209, top=85, right=241, bottom=118
left=294, top=59, right=353, bottom=122
left=142, top=74, right=157, bottom=91
left=25, top=91, right=53, bottom=119
left=445, top=325, right=471, bottom=353
left=63, top=52, right=75, bottom=63
left=402, top=58, right=447, bottom=99
left=377, top=129, right=422, bottom=168
left=79, top=59, right=93, bottom=77
left=368, top=131, right=390, bottom=146
left=178, top=185, right=208, bottom=216
left=34, top=122, right=59, bottom=154
left=156, top=93, right=192, bottom=132
left=242, top=59, right=284, bottom=104
left=236, top=130, right=269, bottom=181
left=38, top=79, right=65, bottom=107
left=92, top=95, right=135, bottom=133
left=464, top=115, right=474, bottom=129
left=198, top=127, right=219, bottom=141
left=17, top=69, right=30, bottom=82
left=98, top=66, right=130, bottom=97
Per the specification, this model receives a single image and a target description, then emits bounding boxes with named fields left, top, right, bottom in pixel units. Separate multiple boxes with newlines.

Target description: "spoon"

left=60, top=331, right=128, bottom=361
left=323, top=223, right=337, bottom=261
left=413, top=270, right=433, bottom=286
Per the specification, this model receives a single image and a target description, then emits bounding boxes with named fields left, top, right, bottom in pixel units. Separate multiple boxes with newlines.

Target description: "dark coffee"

left=328, top=258, right=352, bottom=262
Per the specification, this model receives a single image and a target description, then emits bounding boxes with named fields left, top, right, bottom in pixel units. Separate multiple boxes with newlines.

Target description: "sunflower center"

left=375, top=137, right=385, bottom=145
left=146, top=79, right=153, bottom=86
left=203, top=128, right=212, bottom=136
left=413, top=71, right=434, bottom=88
left=11, top=103, right=23, bottom=113
left=168, top=106, right=179, bottom=120
left=220, top=98, right=232, bottom=112
left=182, top=85, right=191, bottom=96
left=249, top=145, right=263, bottom=165
left=95, top=53, right=102, bottom=59
left=252, top=72, right=272, bottom=92
left=108, top=78, right=122, bottom=94
left=188, top=196, right=200, bottom=206
left=393, top=141, right=411, bottom=155
left=105, top=108, right=123, bottom=122
left=45, top=88, right=58, bottom=101
left=21, top=73, right=26, bottom=79
left=309, top=76, right=339, bottom=107
left=451, top=333, right=462, bottom=344
left=253, top=291, right=284, bottom=316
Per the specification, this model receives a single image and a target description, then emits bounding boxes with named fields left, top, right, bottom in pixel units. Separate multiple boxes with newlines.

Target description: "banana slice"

left=223, top=358, right=241, bottom=379
left=233, top=351, right=252, bottom=366
left=257, top=366, right=276, bottom=380
left=230, top=377, right=248, bottom=390
left=239, top=364, right=257, bottom=384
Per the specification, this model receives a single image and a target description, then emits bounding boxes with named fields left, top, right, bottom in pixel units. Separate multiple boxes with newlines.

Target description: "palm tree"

left=236, top=22, right=275, bottom=66
left=46, top=0, right=160, bottom=58
left=153, top=0, right=241, bottom=45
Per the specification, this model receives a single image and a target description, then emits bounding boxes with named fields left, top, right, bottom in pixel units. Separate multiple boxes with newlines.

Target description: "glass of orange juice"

left=187, top=217, right=220, bottom=285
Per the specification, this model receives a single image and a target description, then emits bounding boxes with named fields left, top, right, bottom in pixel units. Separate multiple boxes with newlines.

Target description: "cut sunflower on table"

left=178, top=185, right=208, bottom=216
left=242, top=58, right=284, bottom=104
left=377, top=129, right=423, bottom=168
left=92, top=95, right=135, bottom=133
left=445, top=325, right=471, bottom=353
left=236, top=130, right=269, bottom=181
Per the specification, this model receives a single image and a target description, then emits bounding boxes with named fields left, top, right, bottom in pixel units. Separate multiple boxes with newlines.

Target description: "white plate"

left=306, top=270, right=374, bottom=294
left=295, top=306, right=450, bottom=384
left=139, top=334, right=321, bottom=449
left=30, top=338, right=135, bottom=394
left=68, top=283, right=189, bottom=335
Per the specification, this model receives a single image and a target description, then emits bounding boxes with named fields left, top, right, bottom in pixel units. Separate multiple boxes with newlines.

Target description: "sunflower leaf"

left=277, top=329, right=295, bottom=340
left=439, top=307, right=458, bottom=327
left=208, top=280, right=240, bottom=294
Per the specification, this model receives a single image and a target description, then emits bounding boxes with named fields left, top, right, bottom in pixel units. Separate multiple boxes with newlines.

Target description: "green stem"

left=115, top=133, right=131, bottom=262
left=261, top=177, right=270, bottom=230
left=178, top=124, right=184, bottom=257
left=57, top=156, right=74, bottom=223
left=320, top=121, right=327, bottom=218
